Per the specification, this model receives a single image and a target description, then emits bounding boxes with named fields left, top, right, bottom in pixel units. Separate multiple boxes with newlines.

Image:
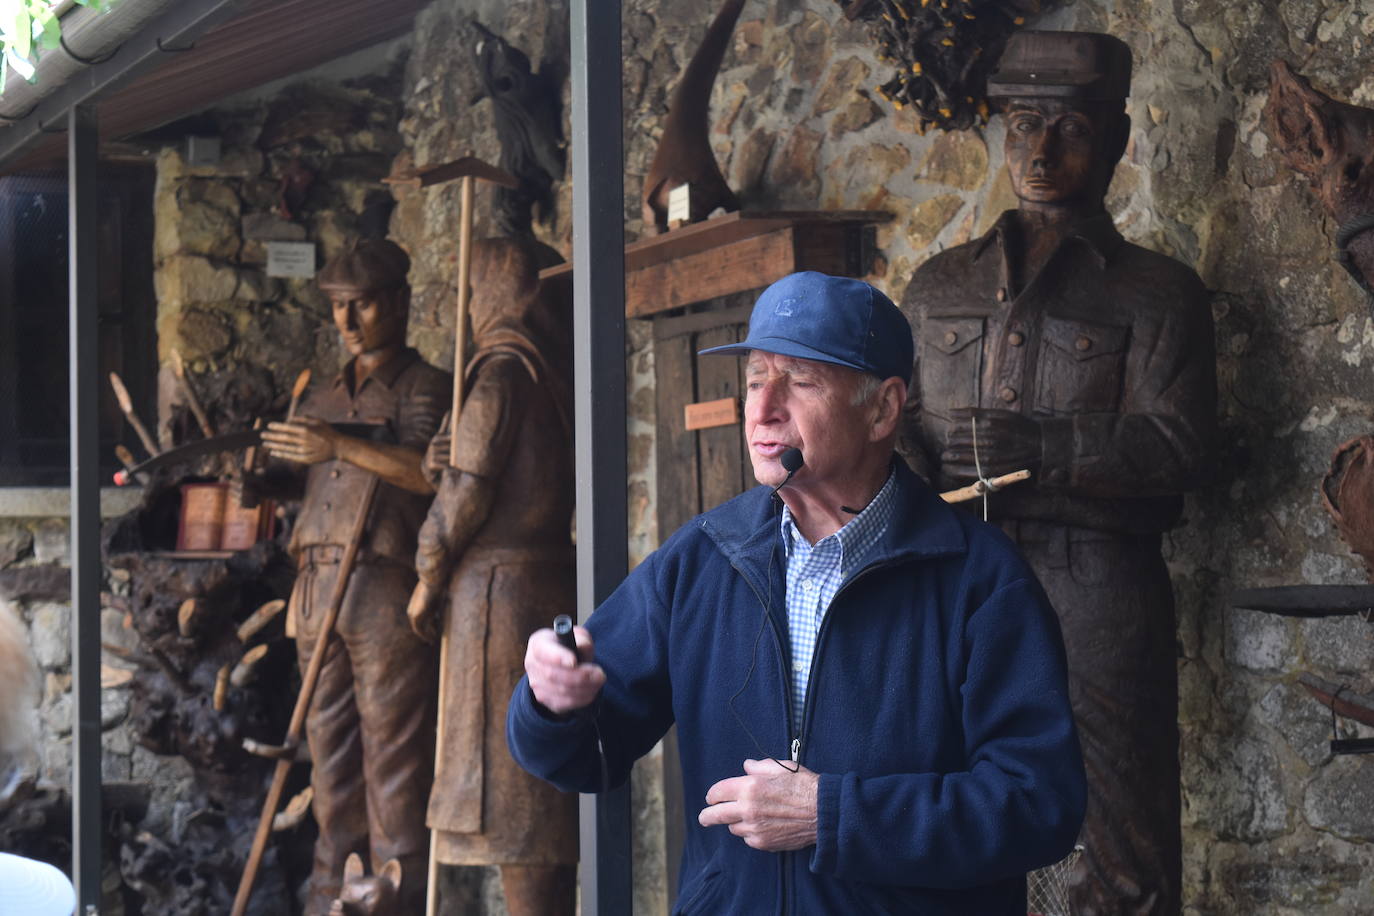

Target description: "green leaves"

left=0, top=0, right=120, bottom=95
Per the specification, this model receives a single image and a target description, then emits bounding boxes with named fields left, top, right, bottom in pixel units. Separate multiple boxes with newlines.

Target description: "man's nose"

left=746, top=377, right=786, bottom=421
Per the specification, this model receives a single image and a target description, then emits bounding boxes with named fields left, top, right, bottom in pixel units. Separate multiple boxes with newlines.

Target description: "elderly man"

left=507, top=271, right=1085, bottom=913
left=256, top=238, right=450, bottom=914
left=900, top=31, right=1217, bottom=915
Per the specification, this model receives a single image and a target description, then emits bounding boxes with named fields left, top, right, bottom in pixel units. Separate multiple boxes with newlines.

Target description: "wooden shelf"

left=540, top=210, right=892, bottom=319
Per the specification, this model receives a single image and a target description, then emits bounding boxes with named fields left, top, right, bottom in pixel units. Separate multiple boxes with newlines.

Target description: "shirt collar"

left=333, top=346, right=420, bottom=393
left=972, top=208, right=1124, bottom=269
left=780, top=467, right=898, bottom=574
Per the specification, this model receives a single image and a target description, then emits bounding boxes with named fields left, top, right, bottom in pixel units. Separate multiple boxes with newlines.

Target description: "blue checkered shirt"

left=780, top=468, right=897, bottom=731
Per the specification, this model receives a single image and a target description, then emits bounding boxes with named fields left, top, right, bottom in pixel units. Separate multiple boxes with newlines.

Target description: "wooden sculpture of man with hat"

left=255, top=238, right=451, bottom=914
left=899, top=30, right=1217, bottom=915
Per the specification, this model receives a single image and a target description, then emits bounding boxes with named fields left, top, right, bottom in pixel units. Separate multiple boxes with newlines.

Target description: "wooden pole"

left=231, top=473, right=381, bottom=916
left=428, top=168, right=477, bottom=916
left=109, top=370, right=160, bottom=457
left=448, top=173, right=475, bottom=467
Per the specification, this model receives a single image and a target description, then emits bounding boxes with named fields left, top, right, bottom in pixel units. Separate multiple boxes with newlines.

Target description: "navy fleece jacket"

left=508, top=460, right=1085, bottom=915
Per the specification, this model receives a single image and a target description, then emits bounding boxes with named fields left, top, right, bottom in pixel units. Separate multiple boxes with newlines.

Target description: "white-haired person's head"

left=0, top=603, right=76, bottom=916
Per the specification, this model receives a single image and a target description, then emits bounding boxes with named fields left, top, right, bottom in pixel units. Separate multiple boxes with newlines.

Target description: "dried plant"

left=836, top=0, right=1053, bottom=132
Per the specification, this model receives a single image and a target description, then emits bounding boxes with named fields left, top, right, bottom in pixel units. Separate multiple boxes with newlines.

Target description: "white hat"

left=0, top=852, right=76, bottom=915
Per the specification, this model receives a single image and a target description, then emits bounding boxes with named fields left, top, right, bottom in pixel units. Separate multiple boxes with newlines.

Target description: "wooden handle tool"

left=109, top=371, right=160, bottom=458
left=170, top=348, right=216, bottom=438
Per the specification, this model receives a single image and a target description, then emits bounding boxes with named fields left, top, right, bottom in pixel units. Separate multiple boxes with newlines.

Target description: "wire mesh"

left=1027, top=844, right=1083, bottom=916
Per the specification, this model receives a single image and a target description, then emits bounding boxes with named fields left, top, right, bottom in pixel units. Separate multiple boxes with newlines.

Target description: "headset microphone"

left=773, top=447, right=804, bottom=498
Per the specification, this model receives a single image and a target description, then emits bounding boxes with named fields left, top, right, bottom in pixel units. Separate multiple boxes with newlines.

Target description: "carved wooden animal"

left=640, top=0, right=744, bottom=234
left=1265, top=60, right=1374, bottom=301
left=328, top=854, right=402, bottom=916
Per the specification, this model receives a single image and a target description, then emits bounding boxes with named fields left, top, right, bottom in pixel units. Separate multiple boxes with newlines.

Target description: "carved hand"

left=406, top=580, right=443, bottom=644
left=941, top=407, right=1043, bottom=479
left=524, top=626, right=605, bottom=716
left=262, top=417, right=341, bottom=466
left=699, top=758, right=820, bottom=851
left=423, top=432, right=452, bottom=485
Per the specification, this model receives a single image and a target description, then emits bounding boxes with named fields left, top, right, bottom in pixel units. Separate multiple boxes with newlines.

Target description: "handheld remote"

left=553, top=614, right=581, bottom=664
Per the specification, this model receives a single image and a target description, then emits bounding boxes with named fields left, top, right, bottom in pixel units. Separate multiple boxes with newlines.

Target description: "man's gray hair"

left=851, top=372, right=883, bottom=408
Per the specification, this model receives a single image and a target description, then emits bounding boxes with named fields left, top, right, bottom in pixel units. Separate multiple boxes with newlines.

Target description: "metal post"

left=69, top=102, right=102, bottom=912
left=570, top=1, right=632, bottom=913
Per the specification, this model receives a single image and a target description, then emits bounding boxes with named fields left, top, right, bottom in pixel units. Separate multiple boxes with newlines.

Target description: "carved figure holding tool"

left=237, top=238, right=450, bottom=915
left=899, top=31, right=1217, bottom=914
left=407, top=236, right=576, bottom=916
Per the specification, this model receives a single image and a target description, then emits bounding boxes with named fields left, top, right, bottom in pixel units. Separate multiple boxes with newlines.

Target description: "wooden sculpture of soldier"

left=899, top=31, right=1217, bottom=915
left=253, top=238, right=450, bottom=914
left=405, top=237, right=577, bottom=915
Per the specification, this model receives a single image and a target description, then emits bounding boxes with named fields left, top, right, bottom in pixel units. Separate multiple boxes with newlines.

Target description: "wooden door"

left=650, top=296, right=755, bottom=899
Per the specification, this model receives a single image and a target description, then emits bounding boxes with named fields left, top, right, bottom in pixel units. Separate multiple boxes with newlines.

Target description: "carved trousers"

left=291, top=555, right=438, bottom=916
left=1003, top=522, right=1181, bottom=916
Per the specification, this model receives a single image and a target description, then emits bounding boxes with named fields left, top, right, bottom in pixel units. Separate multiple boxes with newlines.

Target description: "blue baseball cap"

left=698, top=272, right=913, bottom=385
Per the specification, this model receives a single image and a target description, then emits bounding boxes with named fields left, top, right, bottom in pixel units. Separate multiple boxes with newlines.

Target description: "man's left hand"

left=941, top=407, right=1042, bottom=478
left=698, top=758, right=819, bottom=851
left=262, top=417, right=341, bottom=466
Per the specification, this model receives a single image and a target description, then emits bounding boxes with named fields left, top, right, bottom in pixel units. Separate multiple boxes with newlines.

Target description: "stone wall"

left=41, top=0, right=1374, bottom=911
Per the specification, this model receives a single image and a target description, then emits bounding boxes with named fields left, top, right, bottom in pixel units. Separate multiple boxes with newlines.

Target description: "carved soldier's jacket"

left=901, top=211, right=1217, bottom=532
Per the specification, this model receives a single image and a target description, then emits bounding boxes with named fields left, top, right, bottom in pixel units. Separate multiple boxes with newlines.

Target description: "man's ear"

left=869, top=377, right=907, bottom=442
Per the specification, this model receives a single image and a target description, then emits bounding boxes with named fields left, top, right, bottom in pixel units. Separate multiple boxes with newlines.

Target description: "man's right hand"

left=423, top=432, right=451, bottom=483
left=525, top=626, right=605, bottom=715
left=406, top=580, right=442, bottom=644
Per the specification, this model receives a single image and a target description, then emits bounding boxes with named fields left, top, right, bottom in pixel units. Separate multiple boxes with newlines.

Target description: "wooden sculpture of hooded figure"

left=406, top=237, right=577, bottom=915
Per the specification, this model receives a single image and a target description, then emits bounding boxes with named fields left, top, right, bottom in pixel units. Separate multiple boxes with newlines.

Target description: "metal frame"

left=570, top=1, right=633, bottom=912
left=0, top=0, right=238, bottom=166
left=68, top=101, right=101, bottom=914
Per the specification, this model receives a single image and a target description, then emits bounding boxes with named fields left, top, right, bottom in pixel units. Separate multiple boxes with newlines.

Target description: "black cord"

left=726, top=475, right=800, bottom=774
left=59, top=34, right=119, bottom=66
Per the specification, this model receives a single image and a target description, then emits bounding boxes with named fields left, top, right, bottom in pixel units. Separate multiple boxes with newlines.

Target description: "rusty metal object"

left=1298, top=676, right=1374, bottom=730
left=640, top=0, right=744, bottom=235
left=1321, top=435, right=1374, bottom=577
left=1264, top=60, right=1374, bottom=302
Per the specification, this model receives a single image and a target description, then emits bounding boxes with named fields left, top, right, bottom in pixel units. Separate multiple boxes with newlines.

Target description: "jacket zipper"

left=734, top=553, right=916, bottom=916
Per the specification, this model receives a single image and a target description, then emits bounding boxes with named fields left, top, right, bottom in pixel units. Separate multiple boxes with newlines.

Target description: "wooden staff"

left=231, top=473, right=381, bottom=916
left=940, top=469, right=1032, bottom=504
left=113, top=445, right=140, bottom=487
left=170, top=348, right=216, bottom=438
left=109, top=371, right=160, bottom=458
left=449, top=174, right=475, bottom=466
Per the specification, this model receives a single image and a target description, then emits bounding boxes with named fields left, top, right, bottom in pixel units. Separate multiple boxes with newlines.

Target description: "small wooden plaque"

left=684, top=397, right=739, bottom=431
left=177, top=483, right=228, bottom=551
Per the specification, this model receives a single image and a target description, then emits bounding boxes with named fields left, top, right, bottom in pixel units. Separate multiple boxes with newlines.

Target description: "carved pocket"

left=1034, top=315, right=1129, bottom=415
left=920, top=315, right=985, bottom=416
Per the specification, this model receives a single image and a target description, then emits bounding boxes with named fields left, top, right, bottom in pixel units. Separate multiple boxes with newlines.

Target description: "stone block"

left=732, top=127, right=776, bottom=192
left=40, top=684, right=72, bottom=738
left=31, top=518, right=68, bottom=566
left=1301, top=615, right=1374, bottom=674
left=916, top=131, right=989, bottom=192
left=101, top=686, right=130, bottom=730
left=1218, top=857, right=1363, bottom=911
left=770, top=126, right=823, bottom=202
left=1304, top=757, right=1374, bottom=839
left=828, top=96, right=882, bottom=139
left=0, top=520, right=33, bottom=568
left=155, top=181, right=241, bottom=261
left=1255, top=682, right=1331, bottom=767
left=242, top=212, right=307, bottom=242
left=813, top=56, right=870, bottom=116
left=156, top=255, right=242, bottom=305
left=174, top=306, right=235, bottom=361
left=1224, top=607, right=1296, bottom=672
left=0, top=564, right=69, bottom=604
left=1182, top=734, right=1287, bottom=840
left=905, top=195, right=965, bottom=252
left=28, top=602, right=70, bottom=670
left=787, top=11, right=831, bottom=84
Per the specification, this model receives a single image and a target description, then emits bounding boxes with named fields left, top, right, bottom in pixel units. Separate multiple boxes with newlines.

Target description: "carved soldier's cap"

left=317, top=238, right=411, bottom=293
left=987, top=30, right=1132, bottom=102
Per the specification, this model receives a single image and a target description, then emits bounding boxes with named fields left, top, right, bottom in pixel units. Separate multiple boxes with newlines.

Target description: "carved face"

left=328, top=285, right=407, bottom=357
left=1265, top=60, right=1374, bottom=224
left=1003, top=98, right=1123, bottom=211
